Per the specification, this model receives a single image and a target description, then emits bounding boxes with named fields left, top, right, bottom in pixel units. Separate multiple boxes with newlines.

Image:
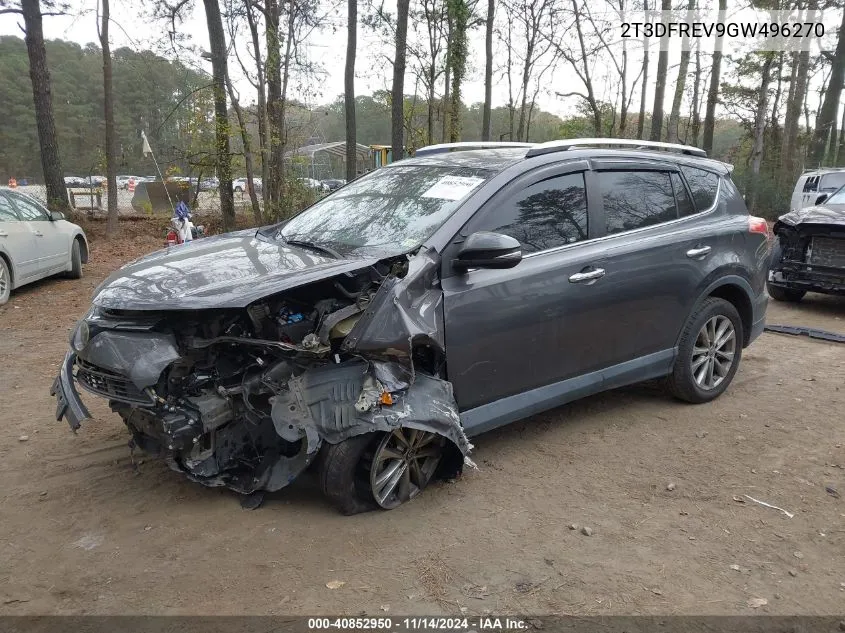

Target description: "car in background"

left=233, top=177, right=262, bottom=194
left=768, top=184, right=845, bottom=302
left=51, top=139, right=770, bottom=514
left=297, top=177, right=329, bottom=192
left=0, top=188, right=88, bottom=305
left=790, top=168, right=845, bottom=212
left=321, top=178, right=346, bottom=192
left=199, top=177, right=219, bottom=192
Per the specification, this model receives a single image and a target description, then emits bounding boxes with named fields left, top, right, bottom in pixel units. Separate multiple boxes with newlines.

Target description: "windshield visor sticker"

left=421, top=175, right=485, bottom=201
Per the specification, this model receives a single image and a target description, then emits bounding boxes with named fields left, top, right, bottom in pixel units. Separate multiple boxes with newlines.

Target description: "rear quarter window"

left=680, top=166, right=720, bottom=211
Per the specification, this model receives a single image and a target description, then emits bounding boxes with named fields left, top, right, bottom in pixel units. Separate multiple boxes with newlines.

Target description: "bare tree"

left=481, top=0, right=494, bottom=140
left=689, top=43, right=703, bottom=145
left=702, top=0, right=726, bottom=154
left=8, top=0, right=70, bottom=211
left=636, top=0, right=650, bottom=139
left=243, top=0, right=270, bottom=209
left=649, top=0, right=671, bottom=142
left=345, top=0, right=357, bottom=180
left=667, top=0, right=695, bottom=143
left=808, top=7, right=845, bottom=165
left=392, top=0, right=410, bottom=160
left=202, top=0, right=235, bottom=230
left=225, top=75, right=262, bottom=223
left=98, top=0, right=118, bottom=234
left=748, top=53, right=774, bottom=212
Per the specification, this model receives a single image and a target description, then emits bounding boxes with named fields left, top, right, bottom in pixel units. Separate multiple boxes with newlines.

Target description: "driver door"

left=440, top=163, right=614, bottom=433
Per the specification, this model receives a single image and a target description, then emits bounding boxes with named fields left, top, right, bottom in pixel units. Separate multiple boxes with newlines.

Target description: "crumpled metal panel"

left=79, top=331, right=181, bottom=389
left=270, top=359, right=470, bottom=456
left=340, top=249, right=445, bottom=358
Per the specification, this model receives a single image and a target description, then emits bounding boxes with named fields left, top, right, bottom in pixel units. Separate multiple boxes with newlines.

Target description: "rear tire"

left=667, top=297, right=743, bottom=404
left=67, top=239, right=83, bottom=279
left=0, top=257, right=11, bottom=305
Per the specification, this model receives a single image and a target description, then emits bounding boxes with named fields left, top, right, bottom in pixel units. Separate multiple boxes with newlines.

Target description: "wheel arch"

left=73, top=232, right=89, bottom=263
left=688, top=276, right=754, bottom=347
left=0, top=249, right=14, bottom=288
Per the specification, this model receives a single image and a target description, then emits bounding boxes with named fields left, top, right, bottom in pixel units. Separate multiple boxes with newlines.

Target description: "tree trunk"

left=808, top=7, right=845, bottom=166
left=636, top=0, right=649, bottom=140
left=392, top=0, right=410, bottom=160
left=265, top=0, right=282, bottom=213
left=245, top=0, right=270, bottom=211
left=690, top=45, right=702, bottom=145
left=649, top=0, right=671, bottom=142
left=202, top=0, right=235, bottom=231
left=481, top=0, right=494, bottom=141
left=225, top=75, right=261, bottom=224
left=345, top=0, right=357, bottom=180
left=836, top=103, right=845, bottom=166
left=667, top=0, right=695, bottom=143
left=21, top=0, right=68, bottom=212
left=572, top=0, right=601, bottom=136
left=448, top=0, right=469, bottom=143
left=748, top=53, right=774, bottom=213
left=441, top=16, right=452, bottom=143
left=99, top=0, right=118, bottom=235
left=702, top=0, right=727, bottom=154
left=278, top=4, right=295, bottom=213
left=783, top=50, right=810, bottom=177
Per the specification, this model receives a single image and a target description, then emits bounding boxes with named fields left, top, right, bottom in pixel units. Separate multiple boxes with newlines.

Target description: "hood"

left=778, top=205, right=845, bottom=228
left=92, top=229, right=380, bottom=310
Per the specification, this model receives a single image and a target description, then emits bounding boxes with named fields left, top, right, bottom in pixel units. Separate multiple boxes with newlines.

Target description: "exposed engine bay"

left=55, top=251, right=470, bottom=498
left=770, top=208, right=845, bottom=296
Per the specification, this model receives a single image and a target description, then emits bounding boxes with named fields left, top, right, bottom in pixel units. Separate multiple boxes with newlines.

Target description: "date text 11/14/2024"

left=307, top=617, right=532, bottom=631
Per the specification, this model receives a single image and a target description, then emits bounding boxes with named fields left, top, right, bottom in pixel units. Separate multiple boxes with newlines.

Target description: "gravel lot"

left=1, top=221, right=844, bottom=615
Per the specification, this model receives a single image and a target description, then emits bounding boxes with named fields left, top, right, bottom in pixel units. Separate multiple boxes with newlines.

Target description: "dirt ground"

left=1, top=220, right=844, bottom=616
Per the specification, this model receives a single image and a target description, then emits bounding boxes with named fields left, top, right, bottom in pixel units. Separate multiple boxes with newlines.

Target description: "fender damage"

left=51, top=245, right=469, bottom=496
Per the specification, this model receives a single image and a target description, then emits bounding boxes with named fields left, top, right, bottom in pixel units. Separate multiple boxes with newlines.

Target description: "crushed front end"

left=51, top=252, right=469, bottom=497
left=769, top=210, right=845, bottom=297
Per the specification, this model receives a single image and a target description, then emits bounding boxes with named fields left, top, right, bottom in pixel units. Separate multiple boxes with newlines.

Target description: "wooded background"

left=1, top=0, right=844, bottom=231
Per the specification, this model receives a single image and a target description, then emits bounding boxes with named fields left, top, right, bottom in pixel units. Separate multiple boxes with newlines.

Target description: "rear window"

left=601, top=171, right=677, bottom=234
left=680, top=166, right=719, bottom=211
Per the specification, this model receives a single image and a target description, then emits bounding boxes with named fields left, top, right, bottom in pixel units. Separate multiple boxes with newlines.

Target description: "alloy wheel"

left=691, top=315, right=736, bottom=390
left=0, top=263, right=8, bottom=297
left=369, top=428, right=444, bottom=509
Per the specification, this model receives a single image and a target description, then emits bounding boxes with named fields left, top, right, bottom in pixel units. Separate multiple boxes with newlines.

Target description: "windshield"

left=824, top=185, right=845, bottom=205
left=277, top=165, right=493, bottom=257
left=819, top=172, right=845, bottom=191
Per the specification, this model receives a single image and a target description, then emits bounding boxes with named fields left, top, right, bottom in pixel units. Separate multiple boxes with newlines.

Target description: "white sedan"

left=0, top=189, right=89, bottom=305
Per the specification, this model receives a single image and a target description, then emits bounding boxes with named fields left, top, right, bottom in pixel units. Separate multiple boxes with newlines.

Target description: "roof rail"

left=414, top=141, right=536, bottom=157
left=525, top=138, right=707, bottom=158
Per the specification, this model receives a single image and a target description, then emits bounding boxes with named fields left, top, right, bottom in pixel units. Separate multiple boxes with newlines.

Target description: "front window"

left=275, top=165, right=492, bottom=257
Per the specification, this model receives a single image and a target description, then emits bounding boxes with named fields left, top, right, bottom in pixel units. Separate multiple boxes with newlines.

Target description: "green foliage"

left=0, top=35, right=213, bottom=181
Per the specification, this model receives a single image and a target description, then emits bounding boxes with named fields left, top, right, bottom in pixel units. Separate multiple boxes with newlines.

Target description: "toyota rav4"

left=52, top=139, right=770, bottom=514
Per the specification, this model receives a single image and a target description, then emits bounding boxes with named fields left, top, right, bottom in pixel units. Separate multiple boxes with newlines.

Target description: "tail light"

left=748, top=216, right=771, bottom=240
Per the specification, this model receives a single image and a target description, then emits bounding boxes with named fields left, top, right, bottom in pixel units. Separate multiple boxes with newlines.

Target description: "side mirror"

left=453, top=231, right=522, bottom=271
left=50, top=210, right=65, bottom=221
left=815, top=193, right=829, bottom=205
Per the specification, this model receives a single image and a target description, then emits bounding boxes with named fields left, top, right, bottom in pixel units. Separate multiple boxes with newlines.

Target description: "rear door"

left=585, top=163, right=696, bottom=373
left=0, top=192, right=39, bottom=283
left=8, top=192, right=68, bottom=274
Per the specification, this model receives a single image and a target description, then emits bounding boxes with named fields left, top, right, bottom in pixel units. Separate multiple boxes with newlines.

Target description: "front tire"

left=67, top=239, right=83, bottom=279
left=667, top=297, right=743, bottom=404
left=767, top=237, right=805, bottom=302
left=0, top=257, right=11, bottom=305
left=319, top=428, right=445, bottom=515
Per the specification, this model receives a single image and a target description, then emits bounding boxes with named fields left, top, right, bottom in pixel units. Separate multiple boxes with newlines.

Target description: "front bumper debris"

left=50, top=352, right=91, bottom=430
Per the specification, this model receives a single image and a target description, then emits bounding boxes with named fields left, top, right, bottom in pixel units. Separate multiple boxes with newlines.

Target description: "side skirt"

left=460, top=349, right=677, bottom=438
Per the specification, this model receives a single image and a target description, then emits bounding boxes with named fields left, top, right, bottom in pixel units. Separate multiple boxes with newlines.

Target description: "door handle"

left=569, top=268, right=606, bottom=284
left=686, top=245, right=711, bottom=259
left=34, top=230, right=44, bottom=237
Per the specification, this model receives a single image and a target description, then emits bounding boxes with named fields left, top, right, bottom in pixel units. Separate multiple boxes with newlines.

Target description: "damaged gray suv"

left=52, top=139, right=770, bottom=513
